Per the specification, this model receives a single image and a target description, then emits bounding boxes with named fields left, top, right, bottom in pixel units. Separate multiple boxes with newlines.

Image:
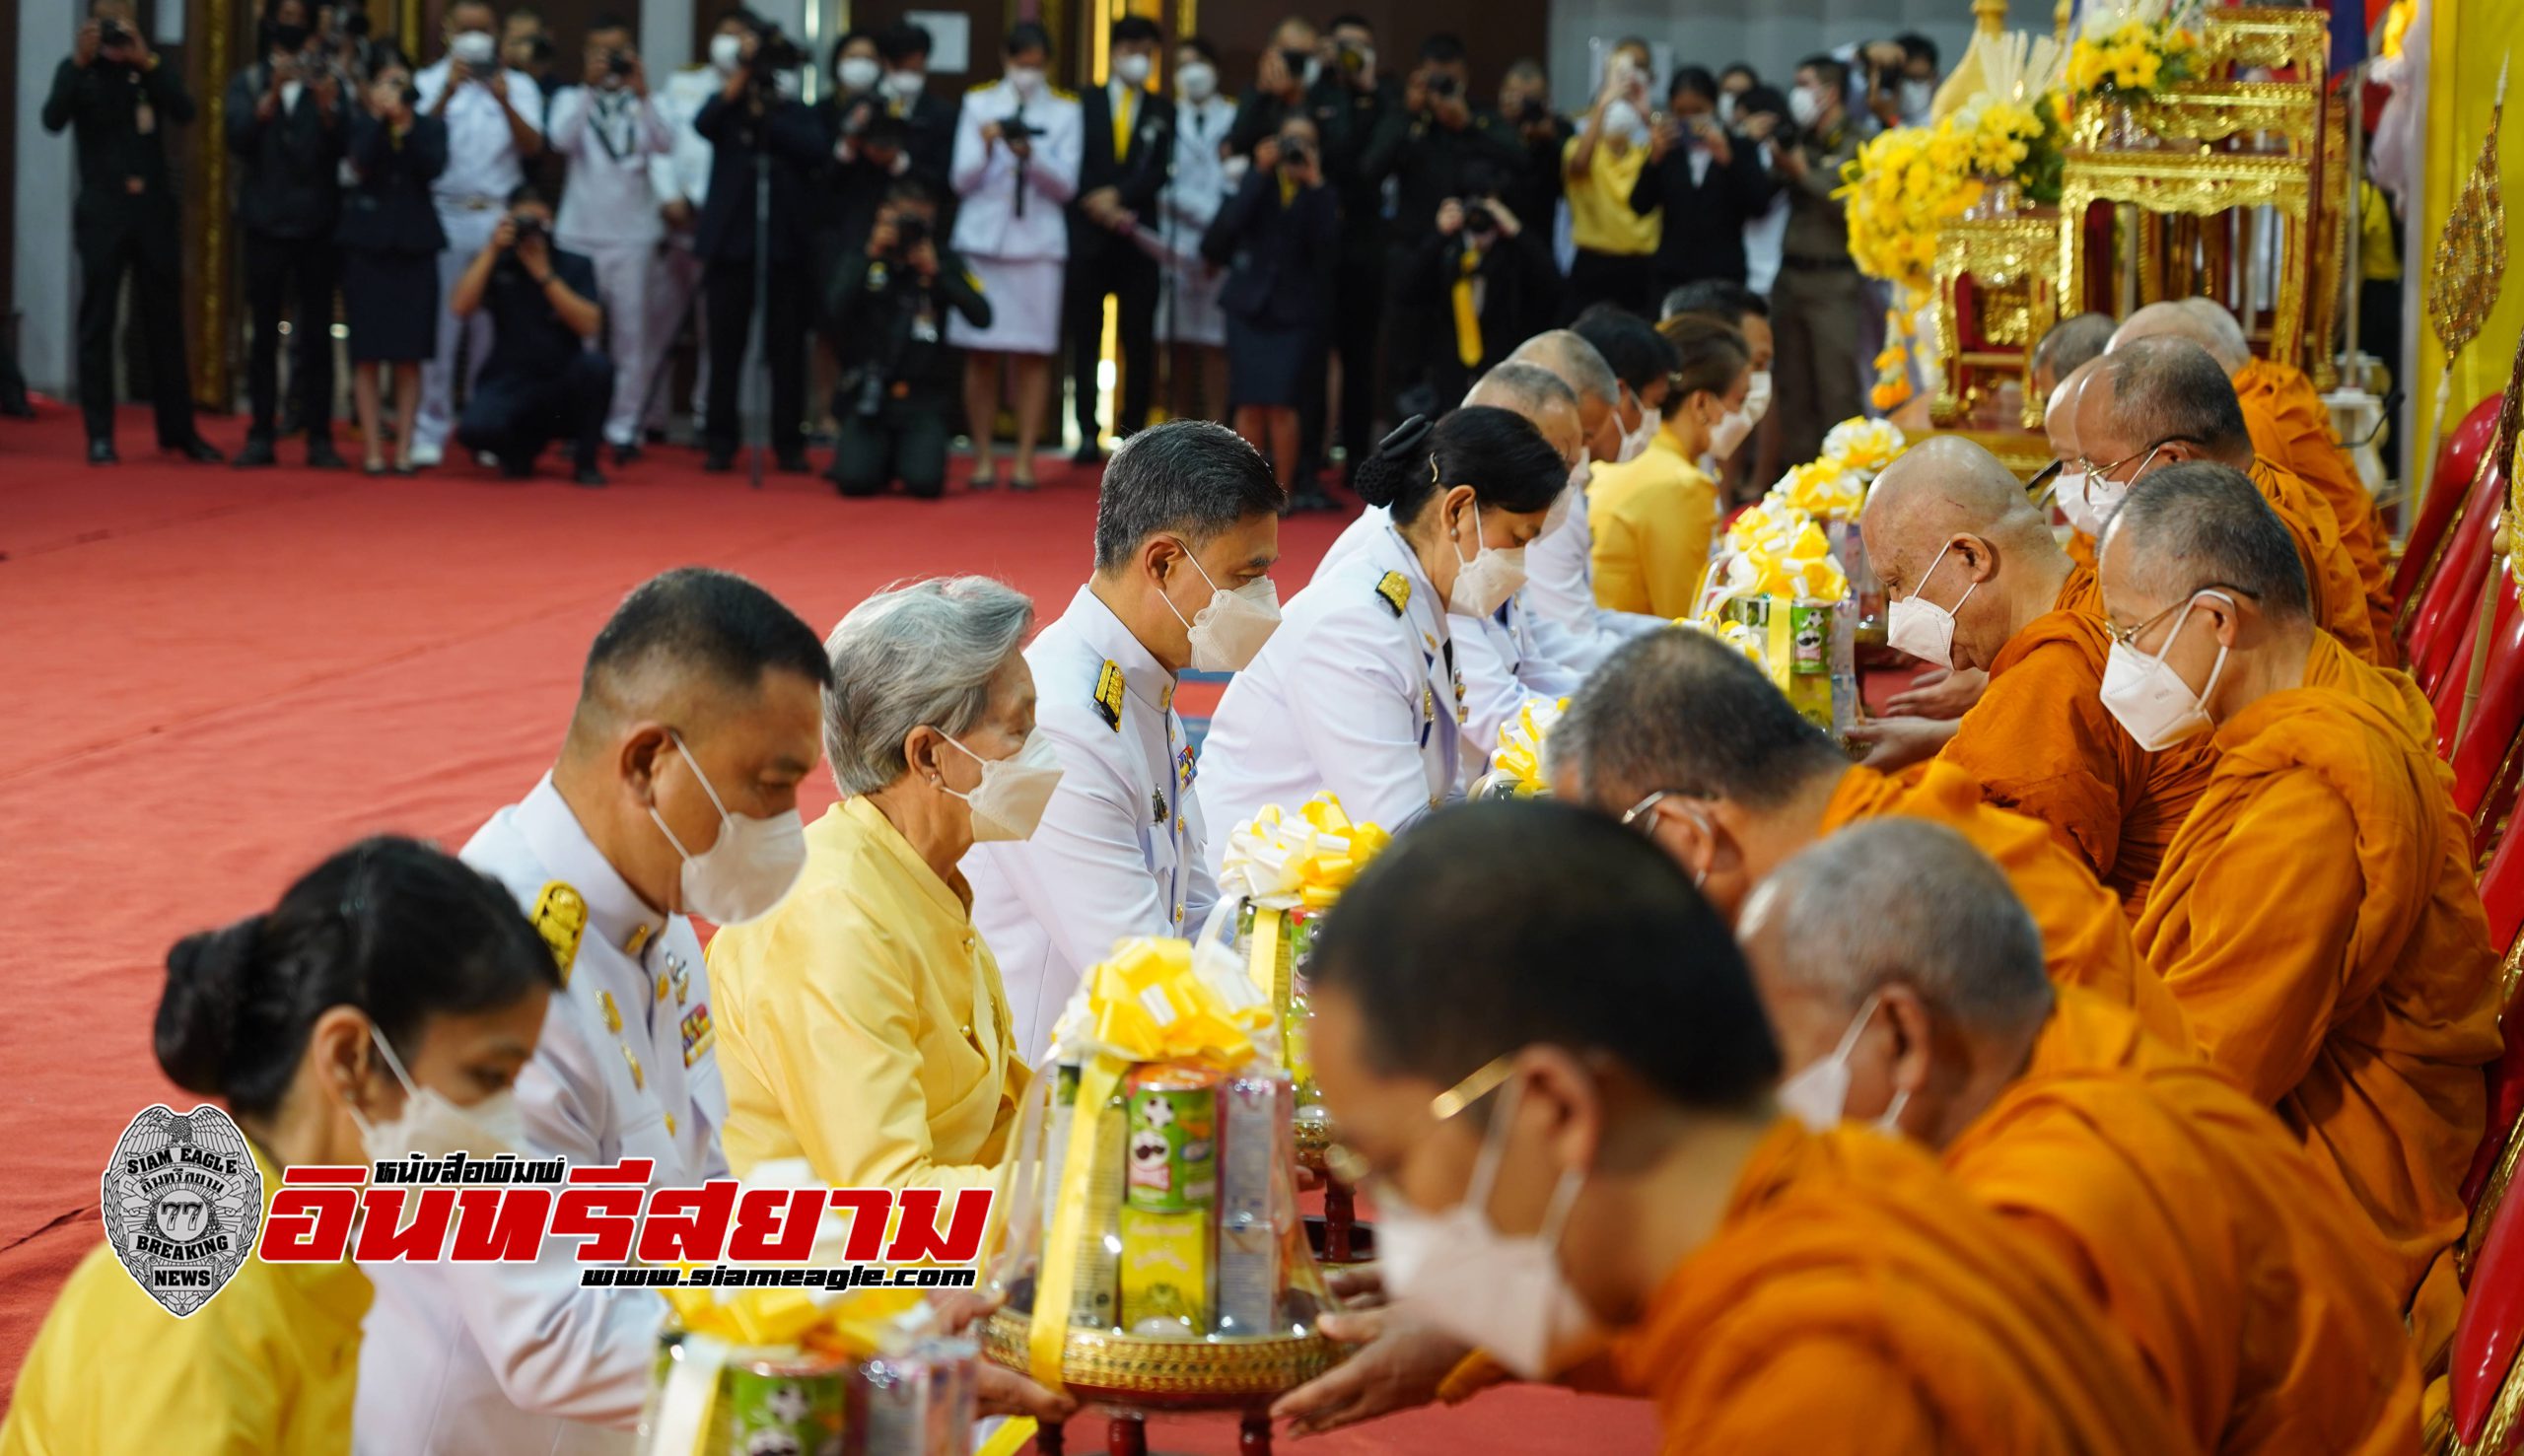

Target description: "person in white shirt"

left=1518, top=315, right=1674, bottom=670
left=356, top=566, right=829, bottom=1455
left=1198, top=407, right=1567, bottom=862
left=409, top=0, right=543, bottom=466
left=550, top=14, right=672, bottom=465
left=950, top=23, right=1082, bottom=491
left=965, top=420, right=1284, bottom=1059
left=1157, top=36, right=1237, bottom=425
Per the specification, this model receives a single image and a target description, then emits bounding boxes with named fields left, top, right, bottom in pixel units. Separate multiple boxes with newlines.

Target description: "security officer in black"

left=1066, top=14, right=1173, bottom=462
left=225, top=0, right=348, bottom=469
left=1311, top=13, right=1393, bottom=504
left=824, top=179, right=989, bottom=500
left=44, top=0, right=223, bottom=464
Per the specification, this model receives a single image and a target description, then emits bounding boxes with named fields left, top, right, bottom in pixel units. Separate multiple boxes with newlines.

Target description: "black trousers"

left=1067, top=243, right=1157, bottom=441
left=244, top=230, right=338, bottom=442
left=1565, top=249, right=1658, bottom=320
left=703, top=256, right=808, bottom=458
left=76, top=197, right=198, bottom=446
left=457, top=352, right=614, bottom=471
left=1379, top=243, right=1434, bottom=422
left=834, top=392, right=951, bottom=499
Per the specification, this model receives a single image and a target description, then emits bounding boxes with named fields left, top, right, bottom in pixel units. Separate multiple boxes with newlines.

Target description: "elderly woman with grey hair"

left=706, top=575, right=1060, bottom=1196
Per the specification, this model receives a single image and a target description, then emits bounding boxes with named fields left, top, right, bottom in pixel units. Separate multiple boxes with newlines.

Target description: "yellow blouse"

left=0, top=1145, right=370, bottom=1456
left=1587, top=425, right=1720, bottom=618
left=1564, top=131, right=1660, bottom=257
left=709, top=796, right=1030, bottom=1194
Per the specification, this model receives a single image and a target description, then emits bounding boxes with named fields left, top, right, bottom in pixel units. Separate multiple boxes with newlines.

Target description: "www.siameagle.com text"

left=583, top=1264, right=979, bottom=1288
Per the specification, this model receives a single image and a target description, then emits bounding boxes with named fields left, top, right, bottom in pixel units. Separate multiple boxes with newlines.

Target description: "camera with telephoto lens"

left=1462, top=201, right=1499, bottom=238
left=749, top=26, right=803, bottom=78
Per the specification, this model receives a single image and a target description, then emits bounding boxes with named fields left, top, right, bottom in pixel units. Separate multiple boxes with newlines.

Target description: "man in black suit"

left=1066, top=14, right=1172, bottom=462
left=875, top=23, right=957, bottom=212
left=1629, top=67, right=1777, bottom=298
left=225, top=0, right=349, bottom=468
left=43, top=0, right=224, bottom=464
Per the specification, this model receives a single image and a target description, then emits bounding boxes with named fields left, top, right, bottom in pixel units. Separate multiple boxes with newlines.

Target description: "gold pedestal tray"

left=1292, top=1112, right=1330, bottom=1174
left=981, top=1308, right=1347, bottom=1410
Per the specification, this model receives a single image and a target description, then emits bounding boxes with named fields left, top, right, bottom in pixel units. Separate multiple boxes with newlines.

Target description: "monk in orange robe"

left=1546, top=625, right=2188, bottom=1044
left=1851, top=436, right=2215, bottom=914
left=2099, top=458, right=2502, bottom=1369
left=2077, top=335, right=2383, bottom=664
left=1740, top=819, right=2423, bottom=1456
left=1286, top=798, right=2196, bottom=1454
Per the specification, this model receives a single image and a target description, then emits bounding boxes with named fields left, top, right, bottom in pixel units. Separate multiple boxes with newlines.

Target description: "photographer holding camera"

left=693, top=9, right=824, bottom=472
left=1412, top=185, right=1554, bottom=405
left=44, top=0, right=224, bottom=464
left=225, top=0, right=349, bottom=469
left=1632, top=67, right=1777, bottom=298
left=824, top=180, right=989, bottom=498
left=1496, top=58, right=1567, bottom=232
left=548, top=14, right=671, bottom=466
left=338, top=61, right=445, bottom=474
left=1203, top=116, right=1336, bottom=495
left=449, top=185, right=611, bottom=483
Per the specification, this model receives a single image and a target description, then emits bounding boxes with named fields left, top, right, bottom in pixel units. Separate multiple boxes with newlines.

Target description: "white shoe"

left=408, top=440, right=445, bottom=467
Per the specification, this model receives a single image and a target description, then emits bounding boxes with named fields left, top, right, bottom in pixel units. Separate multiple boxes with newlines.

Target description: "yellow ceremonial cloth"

left=2237, top=360, right=2393, bottom=655
left=1945, top=989, right=2424, bottom=1456
left=1821, top=761, right=2190, bottom=1047
left=1608, top=1121, right=2194, bottom=1454
left=0, top=1144, right=371, bottom=1456
left=1934, top=565, right=2216, bottom=916
left=2243, top=454, right=2388, bottom=666
left=1587, top=425, right=1718, bottom=618
left=1451, top=248, right=1484, bottom=370
left=1562, top=132, right=1657, bottom=256
left=710, top=796, right=1030, bottom=1193
left=2133, top=642, right=2502, bottom=1363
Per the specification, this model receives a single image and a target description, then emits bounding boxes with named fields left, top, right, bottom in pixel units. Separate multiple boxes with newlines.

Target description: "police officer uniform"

left=966, top=586, right=1219, bottom=1060
left=1199, top=520, right=1462, bottom=874
left=549, top=80, right=672, bottom=454
left=356, top=775, right=725, bottom=1455
left=946, top=77, right=1082, bottom=355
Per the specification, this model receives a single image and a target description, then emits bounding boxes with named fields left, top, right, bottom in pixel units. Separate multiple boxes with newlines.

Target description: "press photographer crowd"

left=35, top=0, right=1950, bottom=497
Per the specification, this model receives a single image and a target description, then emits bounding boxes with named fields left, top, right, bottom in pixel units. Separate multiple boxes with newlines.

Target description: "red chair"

left=2452, top=1182, right=2524, bottom=1454
left=2440, top=580, right=2522, bottom=759
left=2458, top=834, right=2524, bottom=1253
left=2412, top=451, right=2511, bottom=698
left=2400, top=394, right=2507, bottom=619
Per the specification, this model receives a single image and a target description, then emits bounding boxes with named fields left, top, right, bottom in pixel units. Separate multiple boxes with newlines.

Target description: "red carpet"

left=0, top=404, right=1655, bottom=1451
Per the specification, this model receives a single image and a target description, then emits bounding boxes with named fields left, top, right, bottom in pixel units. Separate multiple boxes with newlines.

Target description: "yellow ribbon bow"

left=1084, top=936, right=1275, bottom=1068
left=1818, top=416, right=1907, bottom=479
left=1490, top=697, right=1569, bottom=796
left=1771, top=459, right=1867, bottom=520
left=661, top=1284, right=929, bottom=1360
left=1219, top=794, right=1395, bottom=912
left=1721, top=517, right=1850, bottom=603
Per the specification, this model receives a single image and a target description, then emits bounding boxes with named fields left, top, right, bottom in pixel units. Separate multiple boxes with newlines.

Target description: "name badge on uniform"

left=910, top=303, right=940, bottom=343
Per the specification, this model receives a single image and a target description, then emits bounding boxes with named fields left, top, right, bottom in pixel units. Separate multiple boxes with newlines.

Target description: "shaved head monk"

left=2031, top=311, right=2115, bottom=402
left=1852, top=437, right=2215, bottom=914
left=1740, top=819, right=2423, bottom=1456
left=1299, top=798, right=2195, bottom=1453
left=1551, top=627, right=2187, bottom=1042
left=2113, top=301, right=2390, bottom=643
left=2076, top=337, right=2385, bottom=665
left=2099, top=460, right=2501, bottom=1365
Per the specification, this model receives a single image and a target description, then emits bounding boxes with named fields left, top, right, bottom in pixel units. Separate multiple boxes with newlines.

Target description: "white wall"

left=642, top=0, right=694, bottom=71
left=1546, top=0, right=1977, bottom=106
left=17, top=2, right=79, bottom=395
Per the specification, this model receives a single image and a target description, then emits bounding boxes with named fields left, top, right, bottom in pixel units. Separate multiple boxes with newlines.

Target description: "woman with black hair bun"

left=1, top=837, right=557, bottom=1455
left=1198, top=405, right=1570, bottom=851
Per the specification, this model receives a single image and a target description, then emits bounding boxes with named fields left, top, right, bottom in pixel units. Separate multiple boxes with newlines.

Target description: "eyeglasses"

left=2104, top=583, right=2252, bottom=651
left=2026, top=458, right=2063, bottom=506
left=1620, top=790, right=1671, bottom=830
left=2074, top=437, right=2195, bottom=482
left=1322, top=1049, right=1516, bottom=1189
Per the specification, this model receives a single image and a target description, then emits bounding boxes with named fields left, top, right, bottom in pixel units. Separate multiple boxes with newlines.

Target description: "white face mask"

left=1377, top=1078, right=1605, bottom=1381
left=2053, top=467, right=2097, bottom=536
left=1776, top=993, right=1908, bottom=1134
left=1113, top=52, right=1153, bottom=87
left=1900, top=78, right=1935, bottom=117
left=1542, top=454, right=1587, bottom=539
left=349, top=1026, right=526, bottom=1161
left=1176, top=61, right=1217, bottom=103
left=647, top=730, right=809, bottom=926
left=943, top=729, right=1065, bottom=842
left=1601, top=99, right=1650, bottom=145
left=1006, top=65, right=1046, bottom=99
left=709, top=33, right=744, bottom=75
left=882, top=67, right=926, bottom=99
left=1709, top=408, right=1753, bottom=463
left=1614, top=390, right=1658, bottom=463
left=1741, top=370, right=1774, bottom=426
left=1716, top=92, right=1739, bottom=125
left=1788, top=85, right=1823, bottom=128
left=2100, top=591, right=2233, bottom=752
left=452, top=30, right=497, bottom=68
left=837, top=55, right=880, bottom=92
left=1448, top=502, right=1528, bottom=618
left=1163, top=545, right=1282, bottom=671
left=1884, top=538, right=1978, bottom=670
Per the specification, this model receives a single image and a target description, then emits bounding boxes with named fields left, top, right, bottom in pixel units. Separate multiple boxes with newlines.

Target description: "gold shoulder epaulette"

left=966, top=78, right=997, bottom=94
left=530, top=881, right=587, bottom=987
left=1050, top=85, right=1079, bottom=102
left=1374, top=571, right=1411, bottom=618
left=1094, top=659, right=1126, bottom=730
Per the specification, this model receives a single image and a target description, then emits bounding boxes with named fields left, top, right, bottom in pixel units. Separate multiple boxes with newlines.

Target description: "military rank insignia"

left=530, top=881, right=587, bottom=987
left=1094, top=659, right=1127, bottom=730
left=681, top=1004, right=716, bottom=1067
left=1374, top=572, right=1411, bottom=618
left=1176, top=742, right=1196, bottom=791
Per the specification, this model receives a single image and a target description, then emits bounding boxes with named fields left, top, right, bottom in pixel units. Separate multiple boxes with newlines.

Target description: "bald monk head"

left=2072, top=337, right=2256, bottom=523
left=1861, top=437, right=2075, bottom=674
left=2096, top=460, right=2313, bottom=746
left=2111, top=299, right=2253, bottom=373
left=1466, top=360, right=1586, bottom=471
left=1739, top=819, right=2053, bottom=1147
left=1507, top=329, right=1621, bottom=462
left=1304, top=797, right=1783, bottom=1346
left=2031, top=312, right=2116, bottom=400
left=1552, top=628, right=1855, bottom=920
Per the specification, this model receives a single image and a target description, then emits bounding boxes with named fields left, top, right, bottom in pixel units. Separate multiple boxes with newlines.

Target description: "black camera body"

left=999, top=114, right=1041, bottom=144
left=607, top=49, right=636, bottom=77
left=1278, top=135, right=1313, bottom=169
left=1336, top=41, right=1369, bottom=75
left=1462, top=202, right=1499, bottom=238
left=1427, top=71, right=1460, bottom=100
left=750, top=29, right=803, bottom=77
left=893, top=214, right=929, bottom=251
left=509, top=212, right=548, bottom=244
left=99, top=19, right=130, bottom=46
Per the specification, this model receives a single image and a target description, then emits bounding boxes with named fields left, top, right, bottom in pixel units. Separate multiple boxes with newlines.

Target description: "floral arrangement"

left=2067, top=17, right=2201, bottom=100
left=1488, top=698, right=1568, bottom=797
left=1819, top=417, right=1908, bottom=481
left=1841, top=123, right=1983, bottom=302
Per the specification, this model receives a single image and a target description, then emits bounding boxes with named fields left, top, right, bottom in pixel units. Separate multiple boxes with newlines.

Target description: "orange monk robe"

left=1933, top=565, right=2217, bottom=916
left=1610, top=1121, right=2198, bottom=1454
left=1823, top=760, right=2190, bottom=1046
left=2133, top=640, right=2502, bottom=1364
left=2247, top=454, right=2389, bottom=666
left=1945, top=988, right=2423, bottom=1456
left=2237, top=357, right=2392, bottom=642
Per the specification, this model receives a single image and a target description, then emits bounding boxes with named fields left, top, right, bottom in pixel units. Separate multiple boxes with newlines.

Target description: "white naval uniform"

left=551, top=83, right=674, bottom=449
left=1199, top=521, right=1463, bottom=875
left=356, top=776, right=728, bottom=1456
left=1156, top=94, right=1237, bottom=348
left=946, top=79, right=1082, bottom=355
left=651, top=66, right=720, bottom=430
left=966, top=586, right=1220, bottom=1061
left=411, top=59, right=544, bottom=455
left=1523, top=465, right=1668, bottom=671
left=1318, top=507, right=1578, bottom=778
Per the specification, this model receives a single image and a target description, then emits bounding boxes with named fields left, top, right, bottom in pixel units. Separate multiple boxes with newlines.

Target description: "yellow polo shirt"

left=1564, top=131, right=1659, bottom=257
left=1, top=1145, right=370, bottom=1456
left=708, top=795, right=1030, bottom=1195
left=1587, top=424, right=1720, bottom=618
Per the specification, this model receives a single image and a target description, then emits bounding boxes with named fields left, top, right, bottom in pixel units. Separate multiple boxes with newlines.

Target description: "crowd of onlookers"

left=43, top=0, right=1948, bottom=495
